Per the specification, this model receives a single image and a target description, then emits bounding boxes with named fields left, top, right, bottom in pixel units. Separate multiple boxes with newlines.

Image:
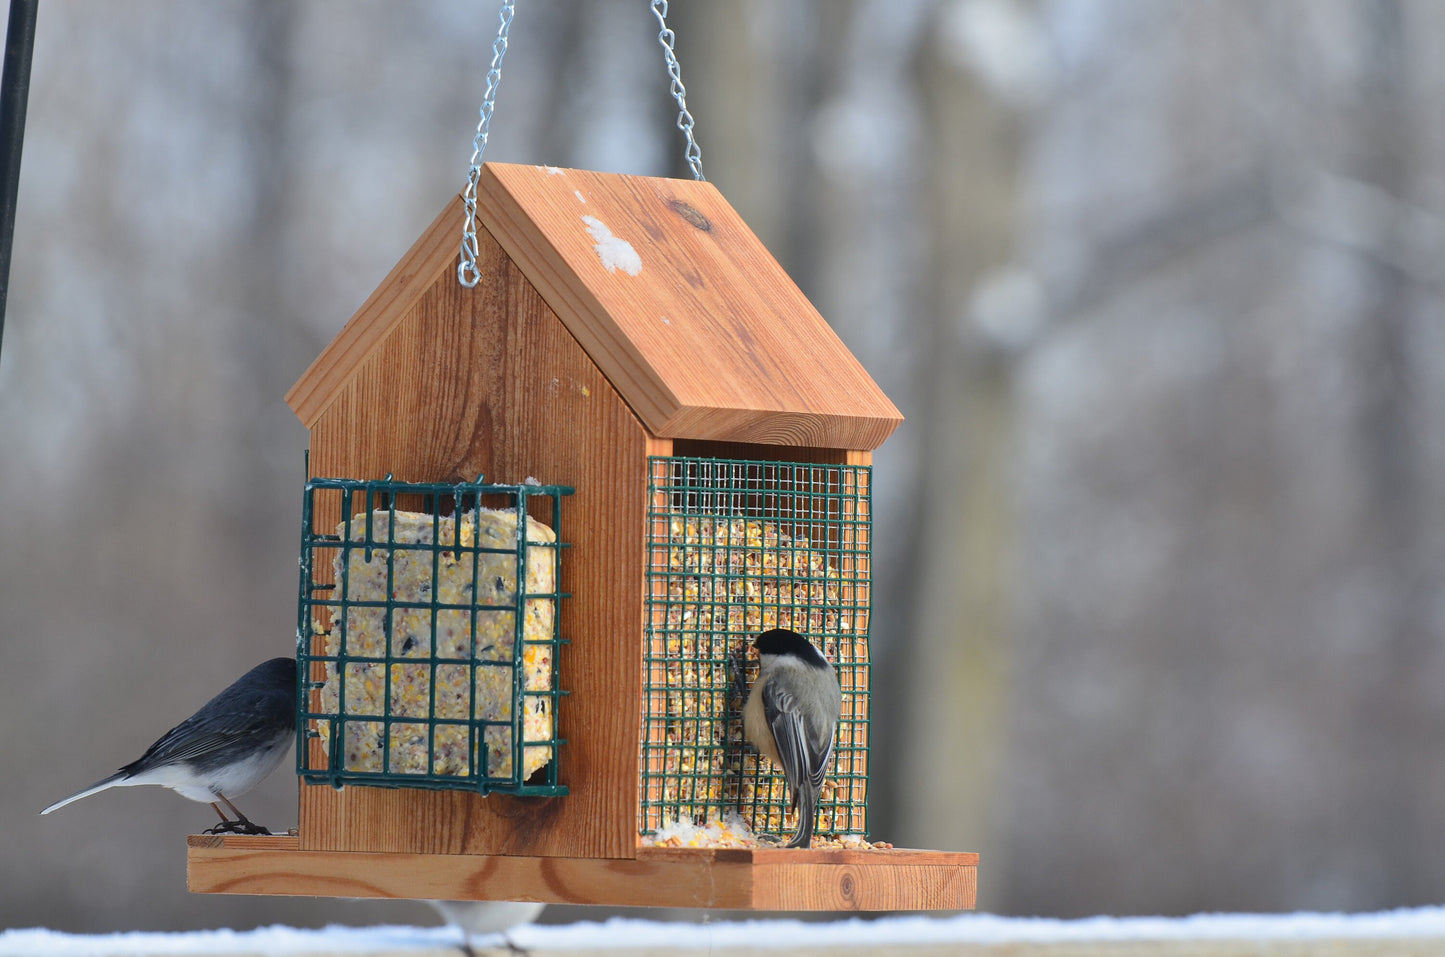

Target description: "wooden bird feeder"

left=186, top=164, right=978, bottom=911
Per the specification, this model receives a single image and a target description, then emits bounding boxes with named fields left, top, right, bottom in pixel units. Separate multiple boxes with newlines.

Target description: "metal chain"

left=459, top=0, right=517, bottom=288
left=650, top=0, right=704, bottom=181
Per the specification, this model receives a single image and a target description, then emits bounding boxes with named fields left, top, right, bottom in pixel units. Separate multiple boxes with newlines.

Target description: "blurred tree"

left=888, top=0, right=1035, bottom=911
left=4, top=0, right=1445, bottom=933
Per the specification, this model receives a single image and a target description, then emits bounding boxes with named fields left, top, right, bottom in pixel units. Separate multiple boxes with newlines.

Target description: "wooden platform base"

left=186, top=835, right=978, bottom=911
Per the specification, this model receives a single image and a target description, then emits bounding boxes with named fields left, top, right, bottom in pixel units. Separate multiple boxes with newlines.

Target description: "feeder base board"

left=186, top=834, right=977, bottom=911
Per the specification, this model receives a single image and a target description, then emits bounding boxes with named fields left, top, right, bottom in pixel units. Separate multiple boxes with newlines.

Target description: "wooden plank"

left=187, top=837, right=977, bottom=911
left=477, top=164, right=904, bottom=450
left=835, top=451, right=871, bottom=833
left=299, top=223, right=644, bottom=861
left=752, top=861, right=974, bottom=911
left=639, top=842, right=980, bottom=912
left=188, top=834, right=300, bottom=851
left=636, top=846, right=979, bottom=866
left=641, top=437, right=673, bottom=834
left=669, top=439, right=851, bottom=465
left=188, top=843, right=741, bottom=908
left=285, top=197, right=462, bottom=428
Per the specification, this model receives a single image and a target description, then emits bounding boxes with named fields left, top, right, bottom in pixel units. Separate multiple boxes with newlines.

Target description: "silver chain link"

left=459, top=0, right=517, bottom=288
left=650, top=0, right=704, bottom=181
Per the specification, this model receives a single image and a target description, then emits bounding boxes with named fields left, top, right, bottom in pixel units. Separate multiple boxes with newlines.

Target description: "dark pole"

left=0, top=0, right=37, bottom=364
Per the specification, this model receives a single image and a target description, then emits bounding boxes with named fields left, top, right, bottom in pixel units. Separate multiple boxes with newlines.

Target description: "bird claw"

left=203, top=819, right=273, bottom=836
left=727, top=649, right=749, bottom=700
left=499, top=934, right=530, bottom=957
left=456, top=933, right=529, bottom=957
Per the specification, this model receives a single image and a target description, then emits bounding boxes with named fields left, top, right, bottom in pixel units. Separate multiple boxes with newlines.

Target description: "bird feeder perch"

left=186, top=164, right=978, bottom=910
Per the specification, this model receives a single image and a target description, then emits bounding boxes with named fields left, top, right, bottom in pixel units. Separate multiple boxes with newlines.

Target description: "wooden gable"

left=296, top=224, right=644, bottom=860
left=288, top=164, right=903, bottom=449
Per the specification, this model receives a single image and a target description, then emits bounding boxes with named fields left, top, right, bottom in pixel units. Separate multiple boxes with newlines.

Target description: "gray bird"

left=742, top=628, right=841, bottom=849
left=425, top=900, right=545, bottom=957
left=42, top=656, right=296, bottom=835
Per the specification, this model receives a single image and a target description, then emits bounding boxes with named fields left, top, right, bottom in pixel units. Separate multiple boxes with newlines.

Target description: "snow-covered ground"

left=7, top=909, right=1445, bottom=955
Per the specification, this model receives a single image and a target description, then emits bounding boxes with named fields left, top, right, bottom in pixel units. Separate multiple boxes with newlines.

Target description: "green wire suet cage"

left=642, top=455, right=872, bottom=840
left=297, top=474, right=571, bottom=796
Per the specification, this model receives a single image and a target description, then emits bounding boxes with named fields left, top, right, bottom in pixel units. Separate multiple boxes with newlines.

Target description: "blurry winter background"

left=2, top=0, right=1443, bottom=933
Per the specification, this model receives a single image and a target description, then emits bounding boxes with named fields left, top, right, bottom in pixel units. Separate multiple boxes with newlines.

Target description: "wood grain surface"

left=289, top=168, right=904, bottom=449
left=187, top=836, right=978, bottom=910
left=298, top=223, right=643, bottom=861
left=477, top=164, right=903, bottom=448
left=274, top=167, right=915, bottom=899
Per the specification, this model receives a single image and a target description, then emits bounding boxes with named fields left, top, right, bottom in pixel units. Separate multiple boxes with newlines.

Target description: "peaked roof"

left=287, top=164, right=902, bottom=449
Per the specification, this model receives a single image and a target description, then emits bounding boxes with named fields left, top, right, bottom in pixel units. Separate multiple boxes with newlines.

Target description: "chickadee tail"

left=40, top=771, right=128, bottom=815
left=785, top=785, right=818, bottom=849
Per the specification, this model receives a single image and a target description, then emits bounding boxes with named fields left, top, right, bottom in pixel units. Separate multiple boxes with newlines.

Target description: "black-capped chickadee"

left=425, top=899, right=545, bottom=957
left=41, top=656, right=296, bottom=835
left=743, top=628, right=841, bottom=849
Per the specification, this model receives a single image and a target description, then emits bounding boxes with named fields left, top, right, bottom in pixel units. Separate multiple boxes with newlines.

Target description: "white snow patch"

left=581, top=215, right=641, bottom=276
left=660, top=316, right=671, bottom=325
left=574, top=189, right=587, bottom=204
left=534, top=909, right=1445, bottom=949
left=542, top=165, right=565, bottom=176
left=0, top=924, right=460, bottom=955
left=10, top=909, right=1445, bottom=954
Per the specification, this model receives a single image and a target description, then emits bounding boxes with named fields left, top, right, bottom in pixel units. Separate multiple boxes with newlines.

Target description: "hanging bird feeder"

left=187, top=1, right=977, bottom=911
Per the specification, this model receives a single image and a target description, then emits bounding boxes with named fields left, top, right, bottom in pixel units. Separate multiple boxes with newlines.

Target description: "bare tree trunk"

left=887, top=6, right=1028, bottom=909
left=1353, top=0, right=1427, bottom=904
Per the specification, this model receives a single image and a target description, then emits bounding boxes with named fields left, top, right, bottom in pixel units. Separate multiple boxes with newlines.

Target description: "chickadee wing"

left=761, top=680, right=815, bottom=799
left=764, top=678, right=836, bottom=796
left=807, top=728, right=835, bottom=793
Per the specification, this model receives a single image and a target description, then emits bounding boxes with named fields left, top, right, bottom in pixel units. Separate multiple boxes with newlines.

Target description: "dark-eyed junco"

left=743, top=628, right=841, bottom=849
left=41, top=656, right=296, bottom=835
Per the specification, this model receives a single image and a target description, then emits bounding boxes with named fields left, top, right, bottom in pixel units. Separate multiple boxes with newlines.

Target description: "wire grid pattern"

left=297, top=476, right=571, bottom=795
left=642, top=457, right=871, bottom=839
